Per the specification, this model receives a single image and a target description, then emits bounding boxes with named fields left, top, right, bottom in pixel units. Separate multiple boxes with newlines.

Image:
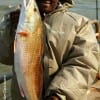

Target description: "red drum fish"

left=14, top=0, right=43, bottom=99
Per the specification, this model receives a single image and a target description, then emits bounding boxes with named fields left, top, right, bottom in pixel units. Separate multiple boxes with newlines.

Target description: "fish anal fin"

left=18, top=85, right=25, bottom=98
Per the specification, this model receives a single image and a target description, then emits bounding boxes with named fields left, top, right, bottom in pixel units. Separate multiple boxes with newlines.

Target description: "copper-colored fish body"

left=14, top=0, right=43, bottom=100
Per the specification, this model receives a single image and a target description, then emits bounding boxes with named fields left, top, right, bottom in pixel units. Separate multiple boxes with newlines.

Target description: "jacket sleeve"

left=45, top=13, right=100, bottom=100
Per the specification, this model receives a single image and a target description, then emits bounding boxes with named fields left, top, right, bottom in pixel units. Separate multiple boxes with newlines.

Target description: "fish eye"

left=34, top=8, right=37, bottom=12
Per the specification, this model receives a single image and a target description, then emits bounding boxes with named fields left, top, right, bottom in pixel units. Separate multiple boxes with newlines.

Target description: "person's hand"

left=10, top=5, right=21, bottom=28
left=10, top=9, right=20, bottom=27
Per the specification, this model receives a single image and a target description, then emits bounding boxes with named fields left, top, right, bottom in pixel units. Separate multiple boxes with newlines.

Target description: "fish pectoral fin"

left=17, top=32, right=28, bottom=37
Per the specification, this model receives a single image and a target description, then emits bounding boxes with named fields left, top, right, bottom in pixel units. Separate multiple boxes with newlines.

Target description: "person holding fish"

left=0, top=0, right=99, bottom=100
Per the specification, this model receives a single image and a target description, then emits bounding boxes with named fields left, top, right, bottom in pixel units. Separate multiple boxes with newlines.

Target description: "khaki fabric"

left=43, top=4, right=100, bottom=100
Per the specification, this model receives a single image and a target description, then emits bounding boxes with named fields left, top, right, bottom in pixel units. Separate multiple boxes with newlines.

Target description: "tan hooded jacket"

left=43, top=2, right=100, bottom=100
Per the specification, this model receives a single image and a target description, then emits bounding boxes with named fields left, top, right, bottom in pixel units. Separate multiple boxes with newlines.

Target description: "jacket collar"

left=44, top=2, right=74, bottom=17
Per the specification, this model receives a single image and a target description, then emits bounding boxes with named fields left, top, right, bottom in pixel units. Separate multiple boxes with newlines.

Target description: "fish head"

left=16, top=0, right=41, bottom=36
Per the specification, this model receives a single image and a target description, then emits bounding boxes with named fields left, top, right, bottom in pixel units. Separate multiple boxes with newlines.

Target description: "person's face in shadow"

left=36, top=0, right=59, bottom=14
